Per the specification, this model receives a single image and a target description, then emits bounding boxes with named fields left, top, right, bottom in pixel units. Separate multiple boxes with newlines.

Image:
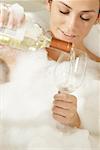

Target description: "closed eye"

left=80, top=16, right=90, bottom=21
left=59, top=10, right=70, bottom=15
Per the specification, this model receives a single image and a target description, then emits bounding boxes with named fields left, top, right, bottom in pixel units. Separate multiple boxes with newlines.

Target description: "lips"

left=65, top=34, right=76, bottom=38
left=65, top=34, right=76, bottom=37
left=58, top=28, right=77, bottom=41
left=62, top=30, right=76, bottom=38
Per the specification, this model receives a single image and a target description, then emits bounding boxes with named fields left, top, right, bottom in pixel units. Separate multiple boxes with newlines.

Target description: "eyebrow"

left=81, top=10, right=97, bottom=13
left=58, top=1, right=97, bottom=13
left=58, top=1, right=72, bottom=9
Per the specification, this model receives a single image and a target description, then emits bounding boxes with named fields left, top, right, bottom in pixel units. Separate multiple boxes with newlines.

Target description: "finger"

left=7, top=3, right=25, bottom=28
left=0, top=4, right=9, bottom=27
left=52, top=106, right=69, bottom=117
left=52, top=104, right=77, bottom=118
left=54, top=93, right=77, bottom=103
left=0, top=44, right=9, bottom=49
left=16, top=14, right=25, bottom=28
left=0, top=4, right=4, bottom=26
left=0, top=44, right=6, bottom=48
left=7, top=11, right=14, bottom=28
left=53, top=113, right=69, bottom=125
left=53, top=113, right=75, bottom=126
left=53, top=100, right=77, bottom=110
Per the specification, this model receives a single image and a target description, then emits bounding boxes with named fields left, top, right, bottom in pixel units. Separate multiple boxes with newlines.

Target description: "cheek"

left=78, top=16, right=97, bottom=38
left=78, top=23, right=93, bottom=39
left=49, top=11, right=64, bottom=35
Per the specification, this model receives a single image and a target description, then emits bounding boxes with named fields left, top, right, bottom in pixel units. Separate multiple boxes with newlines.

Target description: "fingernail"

left=17, top=23, right=21, bottom=28
left=7, top=23, right=13, bottom=29
left=58, top=91, right=61, bottom=94
left=7, top=25, right=13, bottom=29
left=0, top=45, right=4, bottom=48
left=0, top=22, right=3, bottom=27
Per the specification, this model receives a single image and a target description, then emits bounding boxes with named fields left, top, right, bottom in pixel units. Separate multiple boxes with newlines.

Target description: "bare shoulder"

left=85, top=47, right=100, bottom=62
left=78, top=43, right=100, bottom=62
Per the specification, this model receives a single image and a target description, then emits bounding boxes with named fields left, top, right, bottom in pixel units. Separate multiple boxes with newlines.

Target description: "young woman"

left=0, top=0, right=100, bottom=149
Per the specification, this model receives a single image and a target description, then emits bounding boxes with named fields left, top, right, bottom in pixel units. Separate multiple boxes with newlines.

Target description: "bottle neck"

left=46, top=37, right=72, bottom=61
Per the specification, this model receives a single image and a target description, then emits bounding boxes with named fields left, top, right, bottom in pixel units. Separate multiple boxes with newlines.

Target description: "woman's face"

left=46, top=0, right=99, bottom=43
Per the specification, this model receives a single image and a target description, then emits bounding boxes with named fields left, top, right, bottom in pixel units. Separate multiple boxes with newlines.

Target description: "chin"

left=56, top=35, right=77, bottom=43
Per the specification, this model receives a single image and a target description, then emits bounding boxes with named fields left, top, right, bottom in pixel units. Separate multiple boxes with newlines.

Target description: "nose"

left=65, top=15, right=79, bottom=33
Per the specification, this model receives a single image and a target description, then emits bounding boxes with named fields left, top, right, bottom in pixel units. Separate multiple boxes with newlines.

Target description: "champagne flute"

left=54, top=47, right=87, bottom=131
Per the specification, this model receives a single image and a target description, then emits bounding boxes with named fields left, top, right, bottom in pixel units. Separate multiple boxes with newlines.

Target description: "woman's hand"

left=52, top=91, right=80, bottom=128
left=0, top=3, right=25, bottom=28
left=0, top=3, right=25, bottom=80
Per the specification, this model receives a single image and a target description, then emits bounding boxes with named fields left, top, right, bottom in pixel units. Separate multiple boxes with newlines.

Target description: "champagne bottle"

left=0, top=15, right=72, bottom=53
left=0, top=23, right=52, bottom=51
